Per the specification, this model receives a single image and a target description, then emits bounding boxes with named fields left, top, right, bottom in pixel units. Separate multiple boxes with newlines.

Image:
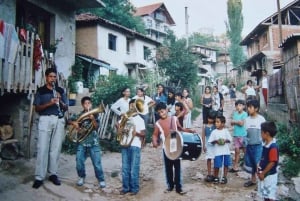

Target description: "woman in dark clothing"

left=201, top=86, right=213, bottom=124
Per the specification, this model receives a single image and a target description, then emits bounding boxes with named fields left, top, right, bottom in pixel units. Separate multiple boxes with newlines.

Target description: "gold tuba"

left=67, top=103, right=105, bottom=143
left=117, top=99, right=144, bottom=147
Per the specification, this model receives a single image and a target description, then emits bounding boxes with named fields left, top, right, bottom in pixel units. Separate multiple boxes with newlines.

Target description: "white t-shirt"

left=245, top=86, right=256, bottom=96
left=130, top=115, right=146, bottom=148
left=111, top=97, right=130, bottom=116
left=245, top=114, right=266, bottom=145
left=208, top=128, right=232, bottom=156
left=262, top=77, right=268, bottom=89
left=132, top=95, right=153, bottom=115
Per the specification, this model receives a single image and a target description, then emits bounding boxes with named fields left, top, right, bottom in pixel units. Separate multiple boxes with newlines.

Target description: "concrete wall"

left=0, top=0, right=16, bottom=25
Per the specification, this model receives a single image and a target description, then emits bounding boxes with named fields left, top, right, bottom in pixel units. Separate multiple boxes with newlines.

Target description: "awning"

left=76, top=54, right=118, bottom=71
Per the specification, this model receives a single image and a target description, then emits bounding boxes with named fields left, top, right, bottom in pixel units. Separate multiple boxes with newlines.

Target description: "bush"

left=91, top=74, right=136, bottom=106
left=276, top=123, right=300, bottom=177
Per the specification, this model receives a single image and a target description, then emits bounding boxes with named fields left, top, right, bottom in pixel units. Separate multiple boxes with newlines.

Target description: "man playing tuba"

left=118, top=99, right=145, bottom=196
left=68, top=96, right=106, bottom=188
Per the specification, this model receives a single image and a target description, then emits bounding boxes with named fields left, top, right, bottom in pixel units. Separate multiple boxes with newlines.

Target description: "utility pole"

left=277, top=0, right=283, bottom=61
left=185, top=6, right=189, bottom=48
left=224, top=39, right=228, bottom=81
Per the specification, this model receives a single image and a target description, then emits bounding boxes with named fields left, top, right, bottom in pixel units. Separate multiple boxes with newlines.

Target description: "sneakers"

left=99, top=181, right=106, bottom=188
left=48, top=175, right=61, bottom=186
left=176, top=189, right=187, bottom=195
left=76, top=177, right=85, bottom=186
left=220, top=177, right=228, bottom=184
left=32, top=180, right=43, bottom=189
left=164, top=188, right=173, bottom=193
left=213, top=177, right=219, bottom=184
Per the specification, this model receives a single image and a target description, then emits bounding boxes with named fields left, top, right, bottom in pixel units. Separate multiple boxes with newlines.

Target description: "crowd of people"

left=32, top=67, right=277, bottom=200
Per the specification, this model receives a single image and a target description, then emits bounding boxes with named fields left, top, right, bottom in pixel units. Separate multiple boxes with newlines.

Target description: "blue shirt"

left=232, top=111, right=248, bottom=137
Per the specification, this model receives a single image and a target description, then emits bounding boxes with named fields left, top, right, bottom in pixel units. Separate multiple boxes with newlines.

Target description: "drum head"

left=164, top=131, right=183, bottom=160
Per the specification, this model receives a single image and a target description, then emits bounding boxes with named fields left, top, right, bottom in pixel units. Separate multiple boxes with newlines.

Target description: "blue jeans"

left=121, top=146, right=141, bottom=193
left=245, top=144, right=262, bottom=174
left=76, top=144, right=105, bottom=182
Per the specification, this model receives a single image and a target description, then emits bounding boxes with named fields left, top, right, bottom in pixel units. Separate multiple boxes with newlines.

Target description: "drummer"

left=152, top=102, right=195, bottom=195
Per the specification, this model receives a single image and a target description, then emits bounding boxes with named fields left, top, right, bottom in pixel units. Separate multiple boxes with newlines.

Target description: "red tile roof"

left=134, top=2, right=175, bottom=25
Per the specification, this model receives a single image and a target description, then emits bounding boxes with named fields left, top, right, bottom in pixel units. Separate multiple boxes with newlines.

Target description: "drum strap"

left=156, top=116, right=178, bottom=148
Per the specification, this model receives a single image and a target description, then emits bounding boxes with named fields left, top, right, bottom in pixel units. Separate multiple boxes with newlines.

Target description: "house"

left=134, top=2, right=175, bottom=42
left=75, top=13, right=161, bottom=86
left=240, top=0, right=300, bottom=119
left=279, top=34, right=300, bottom=123
left=0, top=0, right=104, bottom=158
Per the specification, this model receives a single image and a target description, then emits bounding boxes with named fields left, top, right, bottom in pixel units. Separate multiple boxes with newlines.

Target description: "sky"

left=130, top=0, right=294, bottom=38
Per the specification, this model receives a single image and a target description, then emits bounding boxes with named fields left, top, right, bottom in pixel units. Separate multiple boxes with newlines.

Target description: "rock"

left=292, top=177, right=300, bottom=194
left=277, top=184, right=289, bottom=197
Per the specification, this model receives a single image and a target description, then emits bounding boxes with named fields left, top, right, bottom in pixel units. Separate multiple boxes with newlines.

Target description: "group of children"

left=202, top=98, right=279, bottom=201
left=71, top=93, right=278, bottom=200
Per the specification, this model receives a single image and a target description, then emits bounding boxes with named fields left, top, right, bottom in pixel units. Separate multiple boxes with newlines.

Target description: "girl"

left=201, top=86, right=213, bottom=125
left=182, top=88, right=193, bottom=128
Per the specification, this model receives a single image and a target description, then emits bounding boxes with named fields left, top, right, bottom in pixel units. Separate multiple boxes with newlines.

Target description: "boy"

left=68, top=96, right=106, bottom=188
left=244, top=99, right=266, bottom=187
left=208, top=115, right=232, bottom=184
left=152, top=102, right=193, bottom=195
left=230, top=99, right=248, bottom=172
left=257, top=121, right=278, bottom=201
left=118, top=99, right=146, bottom=196
left=202, top=110, right=217, bottom=182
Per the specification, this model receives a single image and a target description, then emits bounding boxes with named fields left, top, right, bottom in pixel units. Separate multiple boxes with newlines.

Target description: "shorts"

left=244, top=144, right=262, bottom=174
left=258, top=173, right=278, bottom=200
left=214, top=155, right=231, bottom=168
left=205, top=142, right=214, bottom=160
left=233, top=136, right=247, bottom=149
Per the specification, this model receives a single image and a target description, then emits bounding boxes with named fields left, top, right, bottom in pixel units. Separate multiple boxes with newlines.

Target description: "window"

left=108, top=34, right=117, bottom=51
left=143, top=46, right=151, bottom=60
left=126, top=38, right=130, bottom=54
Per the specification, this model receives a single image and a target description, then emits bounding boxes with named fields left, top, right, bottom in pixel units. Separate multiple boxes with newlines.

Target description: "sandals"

left=229, top=168, right=239, bottom=173
left=213, top=177, right=219, bottom=184
left=244, top=180, right=256, bottom=187
left=205, top=175, right=215, bottom=182
left=220, top=177, right=227, bottom=184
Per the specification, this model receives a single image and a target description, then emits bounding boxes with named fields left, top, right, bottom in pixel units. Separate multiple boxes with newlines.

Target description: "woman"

left=229, top=83, right=236, bottom=106
left=182, top=88, right=193, bottom=129
left=167, top=88, right=176, bottom=116
left=212, top=86, right=224, bottom=116
left=201, top=86, right=213, bottom=124
left=111, top=87, right=131, bottom=119
left=242, top=80, right=258, bottom=101
left=132, top=87, right=155, bottom=126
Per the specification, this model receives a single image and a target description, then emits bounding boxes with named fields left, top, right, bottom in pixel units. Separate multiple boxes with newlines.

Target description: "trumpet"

left=52, top=82, right=64, bottom=118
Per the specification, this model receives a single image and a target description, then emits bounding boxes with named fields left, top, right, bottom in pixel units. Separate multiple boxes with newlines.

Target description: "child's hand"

left=257, top=172, right=265, bottom=181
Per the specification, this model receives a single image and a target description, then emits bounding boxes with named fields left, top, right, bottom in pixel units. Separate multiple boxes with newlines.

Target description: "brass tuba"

left=117, top=99, right=144, bottom=147
left=67, top=103, right=105, bottom=143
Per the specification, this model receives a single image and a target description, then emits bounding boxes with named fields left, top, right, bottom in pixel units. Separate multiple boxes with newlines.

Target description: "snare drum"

left=163, top=131, right=202, bottom=161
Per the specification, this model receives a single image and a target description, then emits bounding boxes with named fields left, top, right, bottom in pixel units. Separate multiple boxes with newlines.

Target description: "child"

left=118, top=99, right=146, bottom=195
left=152, top=102, right=193, bottom=195
left=208, top=115, right=232, bottom=184
left=230, top=99, right=248, bottom=172
left=257, top=121, right=279, bottom=201
left=243, top=99, right=266, bottom=187
left=68, top=96, right=106, bottom=188
left=202, top=110, right=217, bottom=182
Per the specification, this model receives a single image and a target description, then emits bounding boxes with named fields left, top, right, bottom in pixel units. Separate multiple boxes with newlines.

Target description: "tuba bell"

left=117, top=99, right=144, bottom=147
left=67, top=103, right=105, bottom=143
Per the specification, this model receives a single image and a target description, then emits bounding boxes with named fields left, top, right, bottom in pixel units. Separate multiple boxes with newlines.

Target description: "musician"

left=152, top=102, right=194, bottom=195
left=68, top=96, right=106, bottom=188
left=118, top=99, right=145, bottom=196
left=32, top=67, right=68, bottom=189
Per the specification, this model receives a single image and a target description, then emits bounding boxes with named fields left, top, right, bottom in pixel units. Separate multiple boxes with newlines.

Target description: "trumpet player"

left=32, top=67, right=68, bottom=189
left=68, top=96, right=106, bottom=188
left=118, top=99, right=145, bottom=196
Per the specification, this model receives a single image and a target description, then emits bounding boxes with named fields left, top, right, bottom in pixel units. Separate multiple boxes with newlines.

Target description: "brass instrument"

left=117, top=99, right=144, bottom=147
left=67, top=103, right=105, bottom=143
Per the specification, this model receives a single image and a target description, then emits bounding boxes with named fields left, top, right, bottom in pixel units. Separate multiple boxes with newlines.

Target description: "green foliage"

left=157, top=32, right=199, bottom=91
left=78, top=0, right=146, bottom=34
left=68, top=58, right=84, bottom=93
left=276, top=123, right=300, bottom=177
left=188, top=32, right=218, bottom=47
left=226, top=0, right=246, bottom=67
left=91, top=74, right=136, bottom=106
left=61, top=138, right=77, bottom=155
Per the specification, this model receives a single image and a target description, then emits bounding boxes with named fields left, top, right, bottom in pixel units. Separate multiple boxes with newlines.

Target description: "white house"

left=134, top=2, right=175, bottom=43
left=75, top=13, right=161, bottom=83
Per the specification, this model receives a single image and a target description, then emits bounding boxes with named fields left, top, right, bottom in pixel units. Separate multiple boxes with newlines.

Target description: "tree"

left=226, top=0, right=246, bottom=68
left=188, top=32, right=218, bottom=47
left=79, top=0, right=146, bottom=34
left=157, top=31, right=199, bottom=91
